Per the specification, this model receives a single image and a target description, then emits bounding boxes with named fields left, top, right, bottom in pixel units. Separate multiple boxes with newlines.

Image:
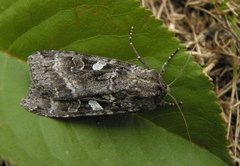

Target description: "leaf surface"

left=0, top=0, right=231, bottom=165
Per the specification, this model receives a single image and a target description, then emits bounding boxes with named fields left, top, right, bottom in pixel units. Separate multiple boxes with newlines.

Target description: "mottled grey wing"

left=22, top=50, right=166, bottom=117
left=21, top=86, right=158, bottom=117
left=28, top=50, right=161, bottom=100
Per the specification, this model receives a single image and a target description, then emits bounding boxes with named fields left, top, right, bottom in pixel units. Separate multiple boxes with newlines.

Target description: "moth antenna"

left=159, top=48, right=180, bottom=76
left=129, top=26, right=150, bottom=69
left=168, top=53, right=191, bottom=87
left=168, top=93, right=192, bottom=142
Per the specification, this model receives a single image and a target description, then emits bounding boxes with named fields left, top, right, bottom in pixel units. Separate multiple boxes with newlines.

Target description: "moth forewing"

left=22, top=50, right=168, bottom=117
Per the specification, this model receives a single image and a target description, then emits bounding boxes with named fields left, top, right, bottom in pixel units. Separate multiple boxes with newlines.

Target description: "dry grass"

left=140, top=0, right=240, bottom=164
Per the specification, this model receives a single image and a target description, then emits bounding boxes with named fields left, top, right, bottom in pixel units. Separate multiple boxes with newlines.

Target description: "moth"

left=21, top=27, right=181, bottom=118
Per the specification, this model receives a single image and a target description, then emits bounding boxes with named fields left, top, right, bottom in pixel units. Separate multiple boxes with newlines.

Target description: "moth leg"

left=159, top=48, right=180, bottom=76
left=159, top=100, right=183, bottom=107
left=129, top=26, right=150, bottom=69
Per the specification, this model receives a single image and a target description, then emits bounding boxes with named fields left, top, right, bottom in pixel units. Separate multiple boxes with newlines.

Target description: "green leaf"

left=0, top=52, right=227, bottom=166
left=0, top=0, right=231, bottom=165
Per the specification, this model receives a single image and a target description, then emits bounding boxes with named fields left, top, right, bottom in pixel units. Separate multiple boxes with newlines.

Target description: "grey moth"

left=21, top=27, right=180, bottom=118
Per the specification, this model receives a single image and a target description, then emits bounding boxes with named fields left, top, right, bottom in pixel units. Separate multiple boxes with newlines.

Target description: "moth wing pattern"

left=22, top=50, right=168, bottom=117
left=23, top=85, right=163, bottom=117
left=29, top=50, right=162, bottom=100
left=22, top=86, right=125, bottom=117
